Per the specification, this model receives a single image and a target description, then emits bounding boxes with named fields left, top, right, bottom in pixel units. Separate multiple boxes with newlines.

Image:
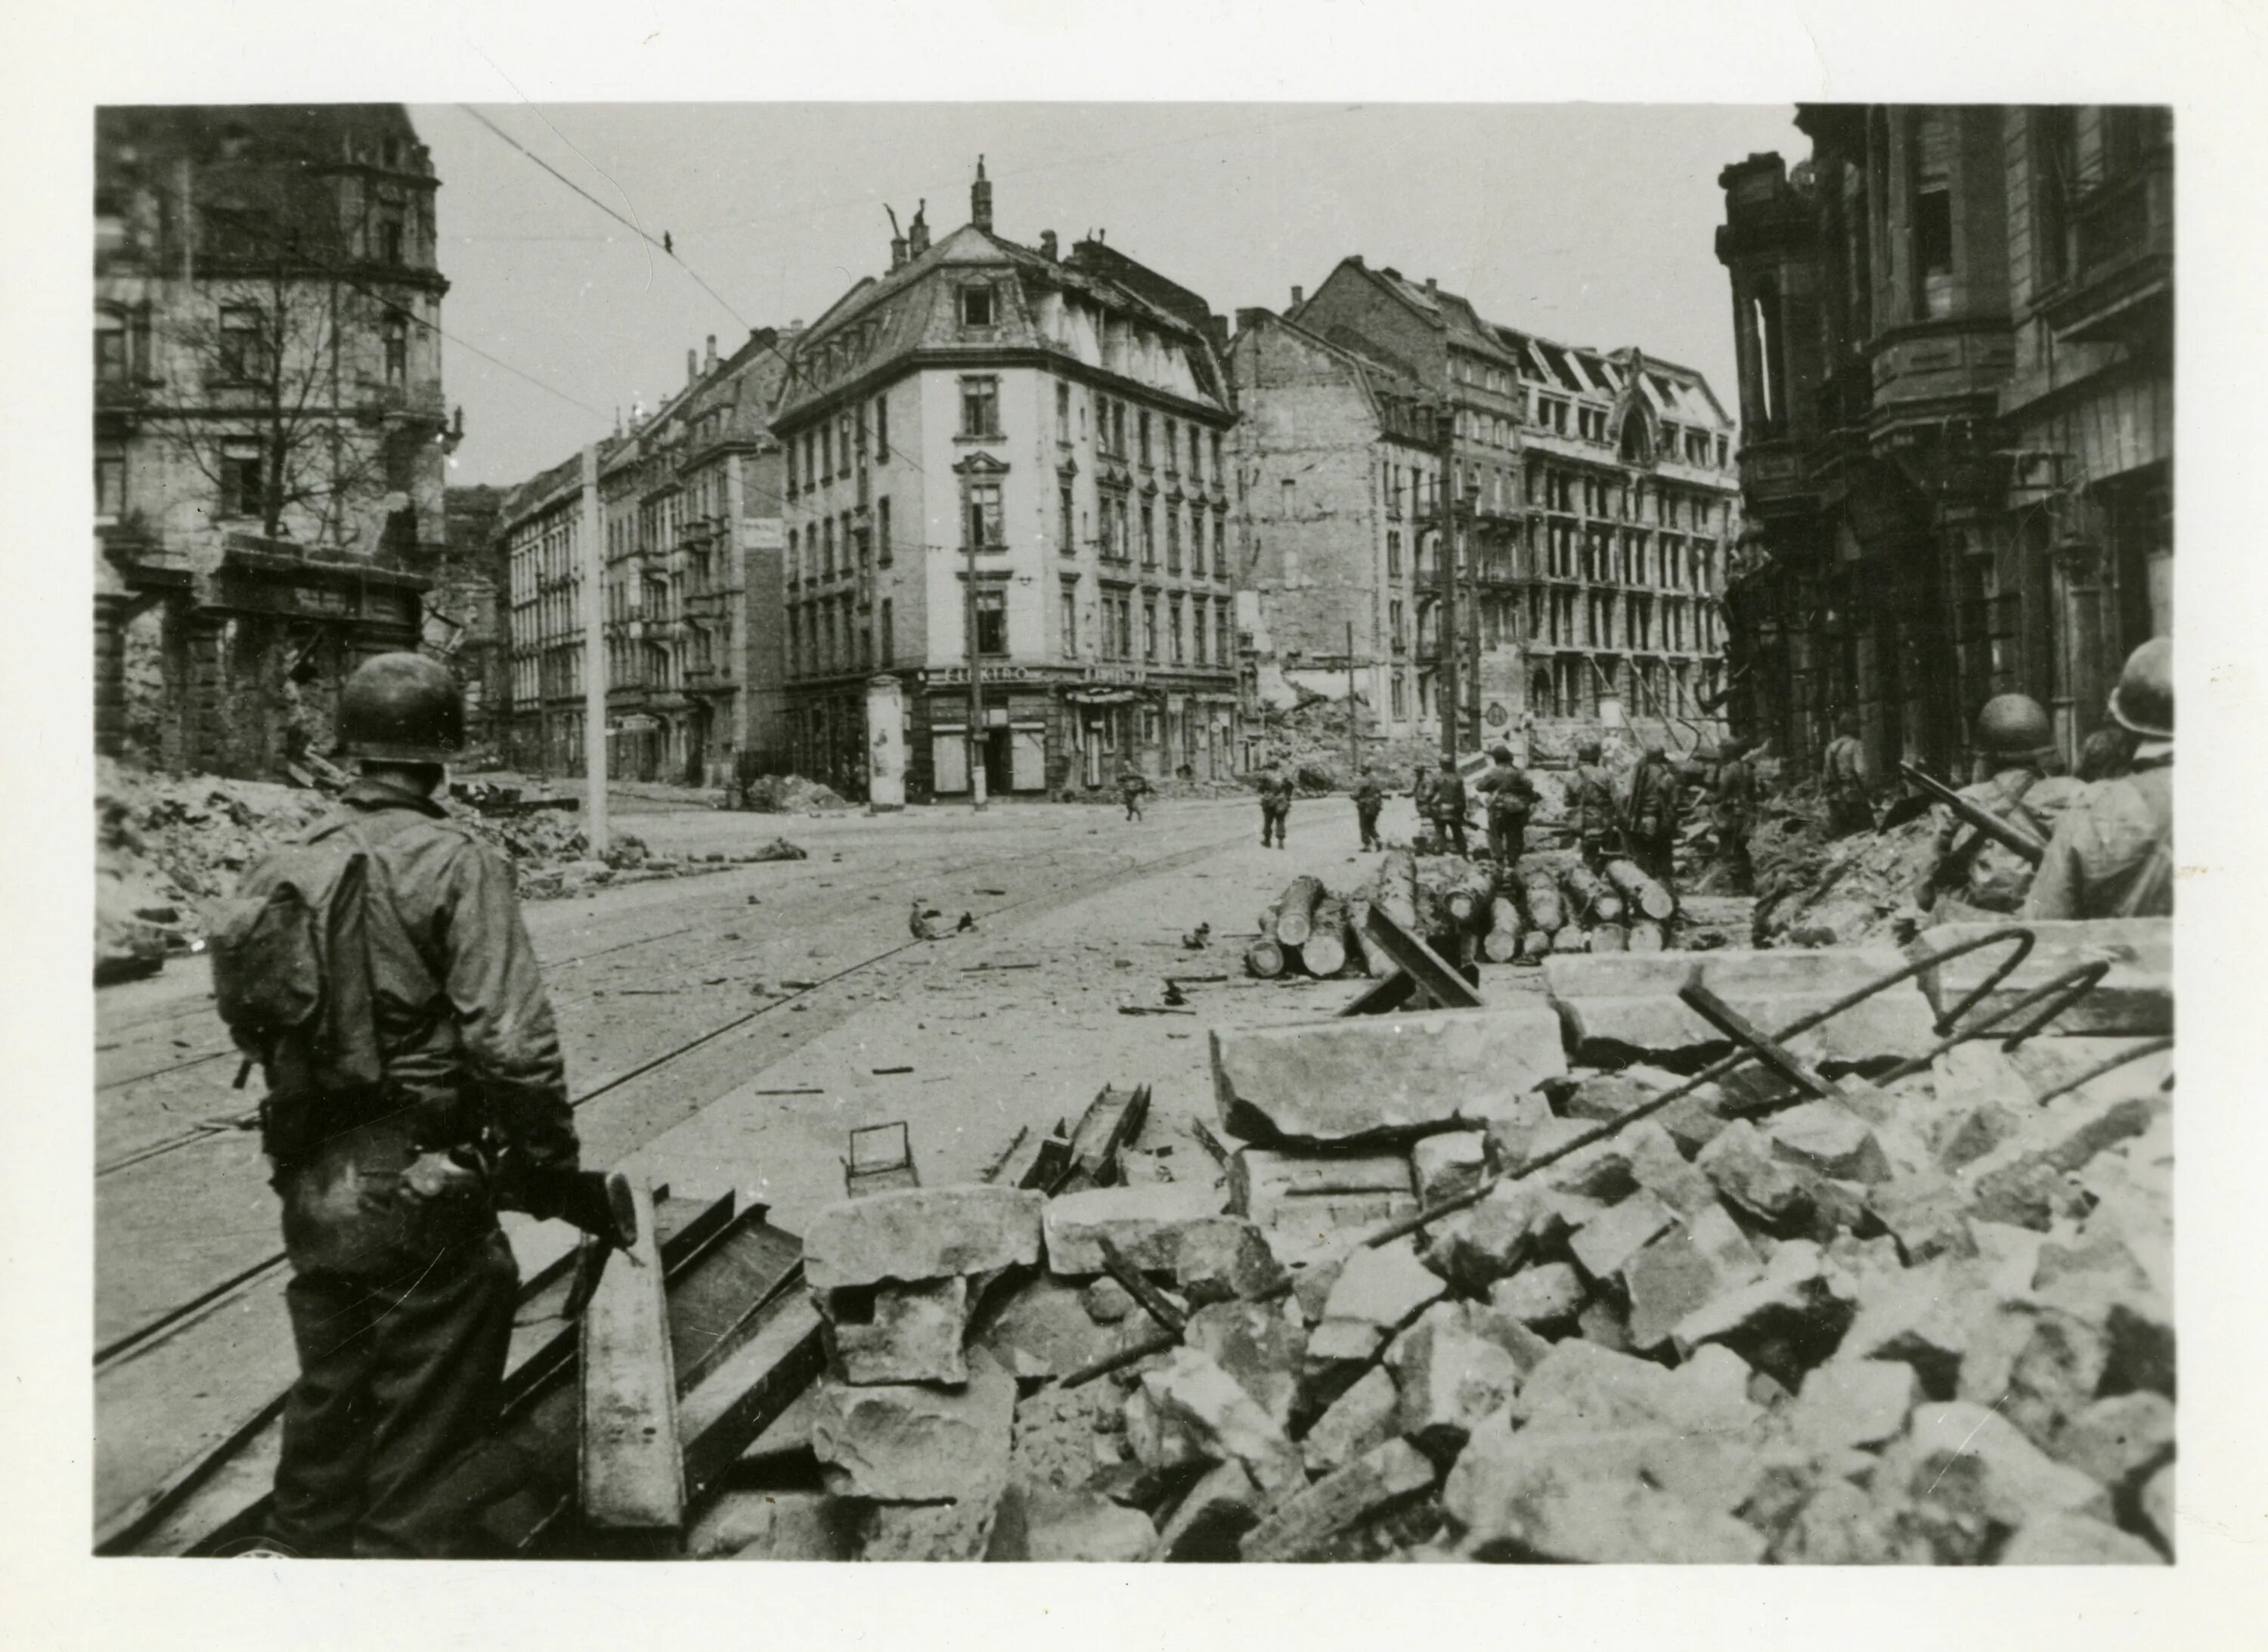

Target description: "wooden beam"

left=578, top=1177, right=685, bottom=1542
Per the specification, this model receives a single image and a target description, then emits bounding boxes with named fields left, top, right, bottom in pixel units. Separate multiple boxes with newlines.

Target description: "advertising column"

left=865, top=673, right=906, bottom=811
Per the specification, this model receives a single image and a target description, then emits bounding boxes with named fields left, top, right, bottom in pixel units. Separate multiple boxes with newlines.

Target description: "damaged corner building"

left=94, top=104, right=463, bottom=778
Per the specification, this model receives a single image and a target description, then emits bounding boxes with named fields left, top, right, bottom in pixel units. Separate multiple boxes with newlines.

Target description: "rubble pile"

left=1747, top=792, right=1945, bottom=950
left=92, top=759, right=806, bottom=978
left=724, top=918, right=2172, bottom=1564
left=730, top=773, right=851, bottom=814
left=1247, top=695, right=1433, bottom=795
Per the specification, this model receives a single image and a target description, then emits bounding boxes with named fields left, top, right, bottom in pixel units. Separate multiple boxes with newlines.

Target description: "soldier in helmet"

left=1917, top=693, right=2086, bottom=916
left=1711, top=736, right=1758, bottom=891
left=1472, top=743, right=1540, bottom=870
left=1428, top=755, right=1471, bottom=857
left=1567, top=735, right=1619, bottom=869
left=1625, top=736, right=1682, bottom=888
left=2027, top=638, right=2174, bottom=920
left=1821, top=712, right=1874, bottom=838
left=1352, top=767, right=1387, bottom=851
left=218, top=654, right=631, bottom=1557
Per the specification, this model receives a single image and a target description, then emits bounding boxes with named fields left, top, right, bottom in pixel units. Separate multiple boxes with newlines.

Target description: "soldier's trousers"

left=1356, top=802, right=1382, bottom=848
left=270, top=1226, right=519, bottom=1557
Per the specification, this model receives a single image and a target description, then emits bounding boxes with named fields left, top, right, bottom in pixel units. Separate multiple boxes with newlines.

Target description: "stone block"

left=978, top=1274, right=1111, bottom=1382
left=1787, top=1359, right=1918, bottom=1454
left=986, top=1483, right=1157, bottom=1562
left=1998, top=1514, right=2166, bottom=1565
left=1410, top=1130, right=1489, bottom=1206
left=1387, top=1302, right=1524, bottom=1461
left=1558, top=1068, right=1679, bottom=1124
left=1542, top=947, right=1934, bottom=1070
left=804, top=1185, right=1044, bottom=1291
left=1696, top=1120, right=1811, bottom=1223
left=808, top=1350, right=1016, bottom=1502
left=695, top=1491, right=862, bottom=1561
left=2052, top=1390, right=2174, bottom=1493
left=1043, top=1185, right=1276, bottom=1300
left=1623, top=1203, right=1765, bottom=1350
left=2139, top=1461, right=2174, bottom=1556
left=1625, top=1119, right=1718, bottom=1217
left=1576, top=1299, right=1633, bottom=1353
left=1957, top=1091, right=2167, bottom=1231
left=1767, top=1099, right=1892, bottom=1184
left=820, top=1275, right=971, bottom=1386
left=1152, top=1461, right=1265, bottom=1562
left=1083, top=1278, right=1133, bottom=1324
left=1477, top=1089, right=1558, bottom=1168
left=1876, top=1401, right=2113, bottom=1529
left=1241, top=1439, right=1436, bottom=1562
left=1122, top=1384, right=1207, bottom=1474
left=1957, top=1302, right=2110, bottom=1454
left=1668, top=1240, right=1856, bottom=1387
left=1837, top=1257, right=1976, bottom=1398
left=1182, top=1298, right=1306, bottom=1431
left=1912, top=918, right=2170, bottom=1038
left=1139, top=1347, right=1306, bottom=1501
left=1210, top=1007, right=1568, bottom=1145
left=1569, top=1190, right=1677, bottom=1282
left=1300, top=1364, right=1399, bottom=1477
left=1511, top=1336, right=1758, bottom=1436
left=860, top=1492, right=1001, bottom=1561
left=1228, top=1147, right=1416, bottom=1248
left=1489, top=1262, right=1585, bottom=1328
left=1319, top=1236, right=1448, bottom=1337
left=1422, top=1179, right=1548, bottom=1294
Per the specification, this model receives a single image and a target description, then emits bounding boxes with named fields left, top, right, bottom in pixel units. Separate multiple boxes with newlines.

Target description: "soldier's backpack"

left=209, top=819, right=392, bottom=1164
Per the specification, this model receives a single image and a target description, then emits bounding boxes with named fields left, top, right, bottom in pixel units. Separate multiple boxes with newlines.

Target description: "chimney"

left=1235, top=307, right=1269, bottom=336
left=887, top=205, right=907, bottom=272
left=686, top=347, right=698, bottom=384
left=1290, top=285, right=1303, bottom=308
left=1040, top=229, right=1058, bottom=261
left=1425, top=277, right=1438, bottom=298
left=908, top=200, right=930, bottom=258
left=705, top=334, right=718, bottom=371
left=971, top=155, right=993, bottom=232
left=1205, top=315, right=1229, bottom=352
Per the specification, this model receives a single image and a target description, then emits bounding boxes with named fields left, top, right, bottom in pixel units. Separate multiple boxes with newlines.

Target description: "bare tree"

left=150, top=250, right=406, bottom=550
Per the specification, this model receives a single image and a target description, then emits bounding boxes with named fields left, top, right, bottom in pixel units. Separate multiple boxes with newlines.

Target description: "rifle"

left=1897, top=761, right=2046, bottom=866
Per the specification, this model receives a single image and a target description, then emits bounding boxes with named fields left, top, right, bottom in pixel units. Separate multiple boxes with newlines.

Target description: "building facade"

left=1225, top=308, right=1440, bottom=741
left=773, top=166, right=1242, bottom=801
left=500, top=332, right=790, bottom=786
left=1274, top=258, right=1740, bottom=761
left=94, top=104, right=453, bottom=776
left=1715, top=105, right=2171, bottom=780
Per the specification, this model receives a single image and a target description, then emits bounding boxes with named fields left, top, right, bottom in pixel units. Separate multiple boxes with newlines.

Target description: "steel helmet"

left=2107, top=637, right=2172, bottom=739
left=336, top=652, right=464, bottom=764
left=1576, top=736, right=1602, bottom=763
left=1642, top=736, right=1668, bottom=759
left=1975, top=693, right=2053, bottom=758
left=1489, top=743, right=1514, bottom=762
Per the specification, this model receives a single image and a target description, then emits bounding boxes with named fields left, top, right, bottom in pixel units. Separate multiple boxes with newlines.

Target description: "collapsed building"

left=94, top=104, right=456, bottom=778
left=1232, top=259, right=1741, bottom=765
left=1715, top=105, right=2173, bottom=781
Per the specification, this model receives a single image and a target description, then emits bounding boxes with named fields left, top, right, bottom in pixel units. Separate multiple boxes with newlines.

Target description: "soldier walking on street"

left=1428, top=755, right=1470, bottom=857
left=1823, top=713, right=1874, bottom=838
left=1712, top=736, right=1758, bottom=891
left=1625, top=737, right=1682, bottom=889
left=1117, top=764, right=1151, bottom=823
left=212, top=654, right=634, bottom=1558
left=1353, top=769, right=1386, bottom=851
left=1257, top=762, right=1293, bottom=848
left=1472, top=743, right=1538, bottom=871
left=2027, top=639, right=2174, bottom=921
left=1568, top=736, right=1619, bottom=871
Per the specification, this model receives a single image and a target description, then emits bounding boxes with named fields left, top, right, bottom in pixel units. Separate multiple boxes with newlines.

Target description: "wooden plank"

left=1240, top=1439, right=1436, bottom=1561
left=1359, top=904, right=1483, bottom=1012
left=1056, top=1083, right=1150, bottom=1192
left=579, top=1177, right=686, bottom=1539
left=677, top=1295, right=827, bottom=1508
left=1338, top=969, right=1419, bottom=1018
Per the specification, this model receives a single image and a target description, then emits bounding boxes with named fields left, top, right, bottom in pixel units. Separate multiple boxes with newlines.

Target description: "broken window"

left=875, top=393, right=889, bottom=460
left=95, top=444, right=126, bottom=517
left=1912, top=110, right=1955, bottom=318
left=95, top=310, right=128, bottom=383
left=966, top=481, right=1003, bottom=550
left=218, top=305, right=268, bottom=382
left=1060, top=485, right=1075, bottom=553
left=1171, top=596, right=1185, bottom=664
left=1139, top=410, right=1152, bottom=467
left=1055, top=382, right=1070, bottom=444
left=1060, top=581, right=1078, bottom=655
left=1163, top=417, right=1179, bottom=473
left=384, top=315, right=408, bottom=386
left=379, top=213, right=405, bottom=265
left=974, top=587, right=1007, bottom=655
left=878, top=497, right=892, bottom=566
left=960, top=377, right=999, bottom=439
left=1216, top=600, right=1232, bottom=665
left=959, top=285, right=995, bottom=328
left=1140, top=505, right=1156, bottom=567
left=220, top=437, right=263, bottom=517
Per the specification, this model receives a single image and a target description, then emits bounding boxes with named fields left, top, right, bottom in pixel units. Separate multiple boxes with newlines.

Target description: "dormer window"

left=959, top=285, right=995, bottom=328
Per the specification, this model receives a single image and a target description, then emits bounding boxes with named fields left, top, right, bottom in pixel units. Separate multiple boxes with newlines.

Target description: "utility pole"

left=1436, top=397, right=1459, bottom=764
left=579, top=442, right=609, bottom=857
left=1345, top=618, right=1360, bottom=777
left=964, top=532, right=988, bottom=811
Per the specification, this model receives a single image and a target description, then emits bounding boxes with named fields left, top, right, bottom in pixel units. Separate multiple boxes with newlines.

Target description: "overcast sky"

left=419, top=102, right=1805, bottom=488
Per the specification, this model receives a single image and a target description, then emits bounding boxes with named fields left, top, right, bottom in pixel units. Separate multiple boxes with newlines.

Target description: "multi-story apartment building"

left=1225, top=308, right=1441, bottom=740
left=1269, top=258, right=1740, bottom=760
left=773, top=166, right=1242, bottom=801
left=94, top=104, right=452, bottom=776
left=500, top=331, right=791, bottom=784
left=1716, top=106, right=2170, bottom=778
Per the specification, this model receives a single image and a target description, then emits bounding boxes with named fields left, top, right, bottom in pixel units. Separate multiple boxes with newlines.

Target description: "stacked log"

left=1591, top=922, right=1628, bottom=953
left=1481, top=894, right=1525, bottom=963
left=1343, top=897, right=1381, bottom=978
left=1303, top=894, right=1351, bottom=978
left=1627, top=918, right=1667, bottom=952
left=1520, top=869, right=1566, bottom=938
left=1274, top=876, right=1323, bottom=948
left=1603, top=857, right=1677, bottom=922
left=1370, top=850, right=1419, bottom=930
left=1439, top=863, right=1496, bottom=932
left=1246, top=906, right=1287, bottom=979
left=1561, top=863, right=1625, bottom=925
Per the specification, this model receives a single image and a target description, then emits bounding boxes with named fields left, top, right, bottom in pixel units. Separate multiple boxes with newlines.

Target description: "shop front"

left=907, top=662, right=1242, bottom=800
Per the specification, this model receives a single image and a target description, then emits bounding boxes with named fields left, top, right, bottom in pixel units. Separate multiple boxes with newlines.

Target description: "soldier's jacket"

left=1429, top=771, right=1468, bottom=819
left=1473, top=765, right=1538, bottom=820
left=1713, top=753, right=1757, bottom=831
left=1931, top=765, right=2086, bottom=913
left=1354, top=776, right=1385, bottom=807
left=1256, top=773, right=1294, bottom=807
left=1627, top=758, right=1681, bottom=841
left=1823, top=736, right=1869, bottom=801
left=2024, top=760, right=2174, bottom=920
left=1118, top=770, right=1150, bottom=796
left=1569, top=764, right=1619, bottom=840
